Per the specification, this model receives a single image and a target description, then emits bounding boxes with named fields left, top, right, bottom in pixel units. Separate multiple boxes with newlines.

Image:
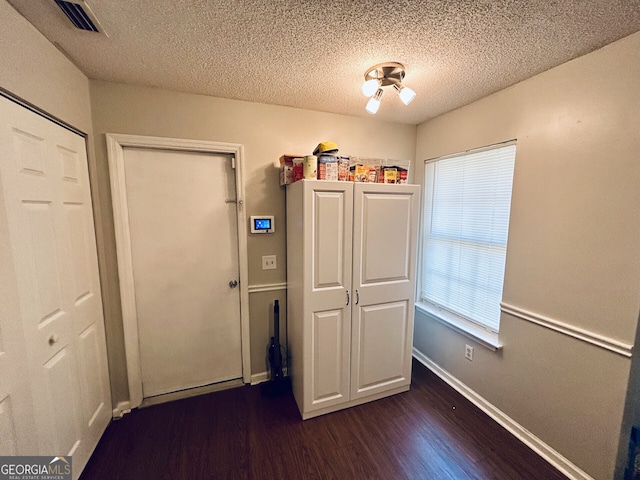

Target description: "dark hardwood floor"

left=80, top=360, right=567, bottom=479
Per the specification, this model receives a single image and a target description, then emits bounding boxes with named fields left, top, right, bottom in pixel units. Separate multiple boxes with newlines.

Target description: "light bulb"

left=394, top=84, right=416, bottom=105
left=362, top=79, right=379, bottom=97
left=365, top=88, right=383, bottom=114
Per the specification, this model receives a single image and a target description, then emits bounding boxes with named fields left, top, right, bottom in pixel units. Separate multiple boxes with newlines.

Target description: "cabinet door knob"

left=228, top=279, right=238, bottom=289
left=346, top=290, right=350, bottom=306
left=355, top=290, right=360, bottom=305
left=49, top=334, right=59, bottom=345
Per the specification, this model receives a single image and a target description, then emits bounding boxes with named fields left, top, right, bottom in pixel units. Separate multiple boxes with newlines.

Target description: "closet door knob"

left=229, top=279, right=238, bottom=289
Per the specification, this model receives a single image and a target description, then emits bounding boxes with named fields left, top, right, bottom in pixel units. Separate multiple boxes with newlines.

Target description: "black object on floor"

left=260, top=374, right=291, bottom=397
left=261, top=299, right=290, bottom=397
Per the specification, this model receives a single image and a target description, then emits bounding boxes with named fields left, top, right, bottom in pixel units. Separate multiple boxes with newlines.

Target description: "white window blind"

left=421, top=143, right=516, bottom=332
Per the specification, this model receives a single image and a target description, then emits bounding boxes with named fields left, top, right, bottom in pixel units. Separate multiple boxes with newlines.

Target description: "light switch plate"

left=262, top=255, right=277, bottom=270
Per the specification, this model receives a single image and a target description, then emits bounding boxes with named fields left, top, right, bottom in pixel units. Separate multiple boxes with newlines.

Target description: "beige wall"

left=413, top=32, right=640, bottom=479
left=88, top=80, right=417, bottom=403
left=0, top=0, right=118, bottom=405
left=0, top=1, right=91, bottom=132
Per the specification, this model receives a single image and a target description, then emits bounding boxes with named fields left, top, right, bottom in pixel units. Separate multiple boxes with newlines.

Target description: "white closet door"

left=304, top=181, right=353, bottom=412
left=0, top=178, right=36, bottom=457
left=350, top=183, right=420, bottom=400
left=0, top=96, right=111, bottom=476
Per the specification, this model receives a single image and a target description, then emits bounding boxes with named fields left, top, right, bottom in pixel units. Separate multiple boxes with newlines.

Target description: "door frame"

left=106, top=133, right=250, bottom=409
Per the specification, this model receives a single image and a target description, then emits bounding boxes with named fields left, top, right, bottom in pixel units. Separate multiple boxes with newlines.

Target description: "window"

left=419, top=142, right=516, bottom=336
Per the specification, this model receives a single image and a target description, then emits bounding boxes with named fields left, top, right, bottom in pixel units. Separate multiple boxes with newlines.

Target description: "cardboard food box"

left=377, top=160, right=410, bottom=184
left=318, top=161, right=338, bottom=180
left=279, top=154, right=305, bottom=185
left=383, top=168, right=398, bottom=184
left=337, top=156, right=350, bottom=181
left=350, top=164, right=377, bottom=182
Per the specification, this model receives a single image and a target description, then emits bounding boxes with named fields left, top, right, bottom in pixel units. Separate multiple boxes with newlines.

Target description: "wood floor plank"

left=80, top=360, right=568, bottom=480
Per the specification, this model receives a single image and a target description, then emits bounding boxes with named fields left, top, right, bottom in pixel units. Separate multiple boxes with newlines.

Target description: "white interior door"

left=350, top=183, right=421, bottom=400
left=123, top=147, right=242, bottom=398
left=0, top=169, right=36, bottom=457
left=0, top=95, right=111, bottom=476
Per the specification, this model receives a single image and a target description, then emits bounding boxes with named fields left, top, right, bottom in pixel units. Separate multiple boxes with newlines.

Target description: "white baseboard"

left=250, top=368, right=288, bottom=386
left=112, top=401, right=132, bottom=419
left=250, top=371, right=269, bottom=385
left=412, top=347, right=594, bottom=480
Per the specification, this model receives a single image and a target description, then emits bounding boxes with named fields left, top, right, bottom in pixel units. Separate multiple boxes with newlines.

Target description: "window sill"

left=414, top=302, right=503, bottom=351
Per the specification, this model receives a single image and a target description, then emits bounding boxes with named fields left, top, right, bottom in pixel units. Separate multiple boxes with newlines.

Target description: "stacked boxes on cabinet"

left=280, top=154, right=410, bottom=185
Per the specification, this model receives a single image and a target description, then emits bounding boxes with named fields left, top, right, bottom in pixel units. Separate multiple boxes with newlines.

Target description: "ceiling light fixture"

left=365, top=88, right=384, bottom=114
left=362, top=62, right=416, bottom=114
left=361, top=79, right=380, bottom=97
left=394, top=83, right=417, bottom=106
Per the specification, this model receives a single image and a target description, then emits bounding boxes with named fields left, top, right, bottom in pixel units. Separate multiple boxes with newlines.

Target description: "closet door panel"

left=41, top=348, right=82, bottom=455
left=0, top=396, right=18, bottom=455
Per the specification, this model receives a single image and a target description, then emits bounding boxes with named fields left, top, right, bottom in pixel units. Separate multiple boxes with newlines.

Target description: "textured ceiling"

left=7, top=0, right=640, bottom=125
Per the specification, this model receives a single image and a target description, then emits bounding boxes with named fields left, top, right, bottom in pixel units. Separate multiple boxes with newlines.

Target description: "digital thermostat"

left=250, top=216, right=275, bottom=234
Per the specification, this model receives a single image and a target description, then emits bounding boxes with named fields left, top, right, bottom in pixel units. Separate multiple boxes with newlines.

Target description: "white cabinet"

left=286, top=180, right=420, bottom=419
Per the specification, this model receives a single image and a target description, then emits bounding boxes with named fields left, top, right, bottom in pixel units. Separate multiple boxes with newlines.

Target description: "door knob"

left=229, top=279, right=238, bottom=289
left=49, top=334, right=59, bottom=345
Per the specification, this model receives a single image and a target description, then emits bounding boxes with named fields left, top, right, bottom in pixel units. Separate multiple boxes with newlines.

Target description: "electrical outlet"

left=262, top=255, right=277, bottom=270
left=465, top=344, right=474, bottom=361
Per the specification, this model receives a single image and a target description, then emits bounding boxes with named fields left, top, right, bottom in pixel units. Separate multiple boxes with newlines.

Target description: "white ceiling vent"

left=54, top=0, right=106, bottom=35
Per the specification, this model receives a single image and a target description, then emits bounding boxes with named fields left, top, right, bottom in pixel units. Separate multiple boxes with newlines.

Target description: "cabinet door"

left=304, top=181, right=353, bottom=413
left=350, top=183, right=420, bottom=400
